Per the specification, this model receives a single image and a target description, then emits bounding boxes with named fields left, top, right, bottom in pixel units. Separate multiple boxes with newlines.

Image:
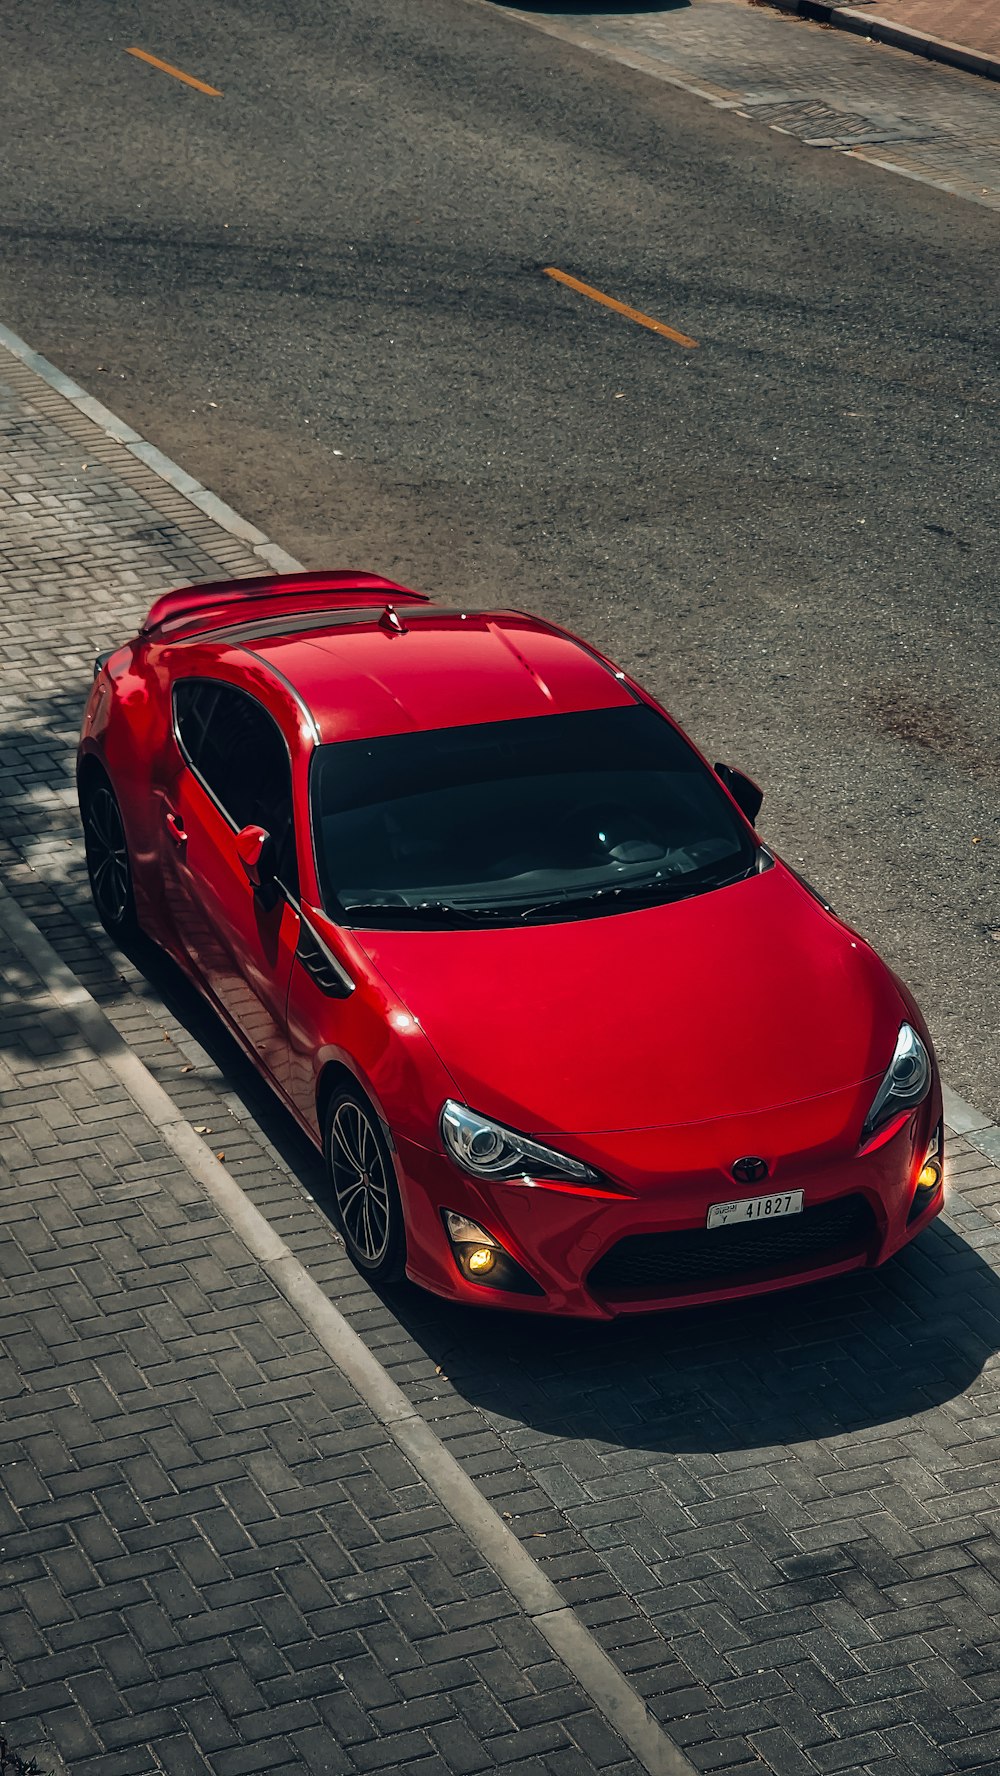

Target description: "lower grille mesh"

left=588, top=1194, right=876, bottom=1297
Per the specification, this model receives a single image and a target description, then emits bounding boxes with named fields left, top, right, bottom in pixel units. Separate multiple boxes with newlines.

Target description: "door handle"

left=165, top=809, right=188, bottom=848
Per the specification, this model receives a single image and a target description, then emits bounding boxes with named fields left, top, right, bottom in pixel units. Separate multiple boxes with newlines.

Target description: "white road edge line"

left=0, top=879, right=699, bottom=1776
left=0, top=322, right=301, bottom=576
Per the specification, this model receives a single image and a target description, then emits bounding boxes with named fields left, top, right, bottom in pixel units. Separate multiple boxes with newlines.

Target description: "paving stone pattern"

left=500, top=0, right=1000, bottom=210
left=3, top=341, right=1000, bottom=1776
left=0, top=942, right=637, bottom=1776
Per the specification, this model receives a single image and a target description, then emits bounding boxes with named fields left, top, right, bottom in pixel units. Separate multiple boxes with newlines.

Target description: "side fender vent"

left=296, top=923, right=355, bottom=999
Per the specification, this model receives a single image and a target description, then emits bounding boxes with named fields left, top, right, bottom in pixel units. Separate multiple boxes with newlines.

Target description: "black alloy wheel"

left=324, top=1087, right=406, bottom=1282
left=81, top=773, right=137, bottom=939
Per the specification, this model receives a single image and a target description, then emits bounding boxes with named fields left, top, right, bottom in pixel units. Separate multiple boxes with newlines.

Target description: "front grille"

left=588, top=1194, right=876, bottom=1298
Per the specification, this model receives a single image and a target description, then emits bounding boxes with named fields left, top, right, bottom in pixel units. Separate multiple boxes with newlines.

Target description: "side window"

left=173, top=680, right=298, bottom=895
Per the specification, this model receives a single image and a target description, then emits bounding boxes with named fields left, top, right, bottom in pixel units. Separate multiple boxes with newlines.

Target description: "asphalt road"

left=1, top=0, right=998, bottom=1112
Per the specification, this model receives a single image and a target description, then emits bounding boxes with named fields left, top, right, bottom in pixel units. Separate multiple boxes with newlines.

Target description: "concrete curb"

left=0, top=322, right=303, bottom=576
left=0, top=879, right=697, bottom=1776
left=753, top=0, right=1000, bottom=83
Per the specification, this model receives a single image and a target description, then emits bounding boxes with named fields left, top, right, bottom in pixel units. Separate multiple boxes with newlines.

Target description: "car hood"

left=353, top=864, right=905, bottom=1136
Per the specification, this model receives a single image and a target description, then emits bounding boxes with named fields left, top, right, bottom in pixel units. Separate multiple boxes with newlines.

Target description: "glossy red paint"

left=354, top=867, right=901, bottom=1139
left=234, top=824, right=275, bottom=889
left=79, top=571, right=943, bottom=1317
left=248, top=609, right=636, bottom=744
left=141, top=569, right=427, bottom=639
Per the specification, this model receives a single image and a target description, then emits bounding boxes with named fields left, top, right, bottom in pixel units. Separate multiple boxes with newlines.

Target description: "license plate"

left=707, top=1190, right=804, bottom=1229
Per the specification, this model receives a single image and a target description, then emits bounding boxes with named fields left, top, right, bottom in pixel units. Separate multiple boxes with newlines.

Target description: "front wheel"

left=324, top=1087, right=407, bottom=1283
left=81, top=770, right=137, bottom=940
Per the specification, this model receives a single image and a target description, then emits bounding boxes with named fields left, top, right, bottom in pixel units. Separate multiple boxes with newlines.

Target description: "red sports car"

left=78, top=571, right=944, bottom=1317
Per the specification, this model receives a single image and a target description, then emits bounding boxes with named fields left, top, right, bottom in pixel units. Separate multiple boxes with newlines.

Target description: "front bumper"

left=395, top=1085, right=944, bottom=1319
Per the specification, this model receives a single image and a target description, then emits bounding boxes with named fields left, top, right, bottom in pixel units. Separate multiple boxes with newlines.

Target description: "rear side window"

left=173, top=679, right=298, bottom=893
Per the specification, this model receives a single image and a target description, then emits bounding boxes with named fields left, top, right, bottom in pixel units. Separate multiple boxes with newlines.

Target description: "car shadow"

left=379, top=1219, right=1000, bottom=1453
left=111, top=942, right=1000, bottom=1456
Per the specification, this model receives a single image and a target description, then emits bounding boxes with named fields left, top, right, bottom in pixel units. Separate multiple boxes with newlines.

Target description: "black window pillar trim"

left=170, top=674, right=302, bottom=898
left=294, top=904, right=356, bottom=998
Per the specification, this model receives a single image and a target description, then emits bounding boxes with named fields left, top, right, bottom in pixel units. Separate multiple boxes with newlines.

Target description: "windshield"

left=310, top=705, right=757, bottom=927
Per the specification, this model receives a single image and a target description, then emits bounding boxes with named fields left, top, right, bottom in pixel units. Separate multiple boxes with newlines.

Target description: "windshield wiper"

left=339, top=899, right=506, bottom=926
left=518, top=864, right=756, bottom=922
left=341, top=863, right=757, bottom=928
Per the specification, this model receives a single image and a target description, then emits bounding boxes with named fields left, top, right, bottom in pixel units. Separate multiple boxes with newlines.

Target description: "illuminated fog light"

left=440, top=1209, right=545, bottom=1298
left=467, top=1247, right=496, bottom=1275
left=917, top=1160, right=941, bottom=1191
left=443, top=1210, right=503, bottom=1279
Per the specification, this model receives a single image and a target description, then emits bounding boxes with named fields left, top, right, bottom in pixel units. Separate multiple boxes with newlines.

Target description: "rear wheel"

left=81, top=770, right=137, bottom=940
left=324, top=1087, right=406, bottom=1283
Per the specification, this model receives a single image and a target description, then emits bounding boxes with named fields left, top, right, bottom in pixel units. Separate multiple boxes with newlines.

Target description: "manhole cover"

left=743, top=97, right=931, bottom=147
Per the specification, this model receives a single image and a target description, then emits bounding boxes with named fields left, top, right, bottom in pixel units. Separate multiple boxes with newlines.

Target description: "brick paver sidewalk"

left=0, top=904, right=639, bottom=1776
left=4, top=328, right=1000, bottom=1776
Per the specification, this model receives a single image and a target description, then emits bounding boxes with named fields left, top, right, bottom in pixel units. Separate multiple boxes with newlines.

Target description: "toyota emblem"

left=731, top=1156, right=769, bottom=1185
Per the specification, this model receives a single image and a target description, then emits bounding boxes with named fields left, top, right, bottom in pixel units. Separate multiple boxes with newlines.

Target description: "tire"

left=324, top=1087, right=407, bottom=1283
left=81, top=769, right=137, bottom=941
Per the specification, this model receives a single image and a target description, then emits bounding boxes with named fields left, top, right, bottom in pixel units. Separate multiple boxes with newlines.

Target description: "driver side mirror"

left=714, top=763, right=764, bottom=827
left=236, top=824, right=279, bottom=899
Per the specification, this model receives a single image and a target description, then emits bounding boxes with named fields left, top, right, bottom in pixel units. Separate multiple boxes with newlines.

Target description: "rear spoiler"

left=140, top=570, right=430, bottom=638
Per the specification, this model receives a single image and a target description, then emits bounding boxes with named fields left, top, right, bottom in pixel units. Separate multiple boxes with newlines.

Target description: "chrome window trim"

left=233, top=647, right=321, bottom=744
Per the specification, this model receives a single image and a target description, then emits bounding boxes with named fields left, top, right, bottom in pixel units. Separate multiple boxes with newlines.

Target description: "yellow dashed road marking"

left=125, top=47, right=223, bottom=97
left=543, top=266, right=698, bottom=348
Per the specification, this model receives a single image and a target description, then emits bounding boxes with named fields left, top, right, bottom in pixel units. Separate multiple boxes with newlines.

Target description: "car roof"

left=172, top=602, right=636, bottom=743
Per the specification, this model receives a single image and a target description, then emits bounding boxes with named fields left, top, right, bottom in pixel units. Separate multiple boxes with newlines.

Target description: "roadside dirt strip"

left=3, top=326, right=1000, bottom=1776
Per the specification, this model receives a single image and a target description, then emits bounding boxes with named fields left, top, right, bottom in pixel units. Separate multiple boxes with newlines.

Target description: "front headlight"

left=440, top=1100, right=601, bottom=1185
left=860, top=1023, right=931, bottom=1148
